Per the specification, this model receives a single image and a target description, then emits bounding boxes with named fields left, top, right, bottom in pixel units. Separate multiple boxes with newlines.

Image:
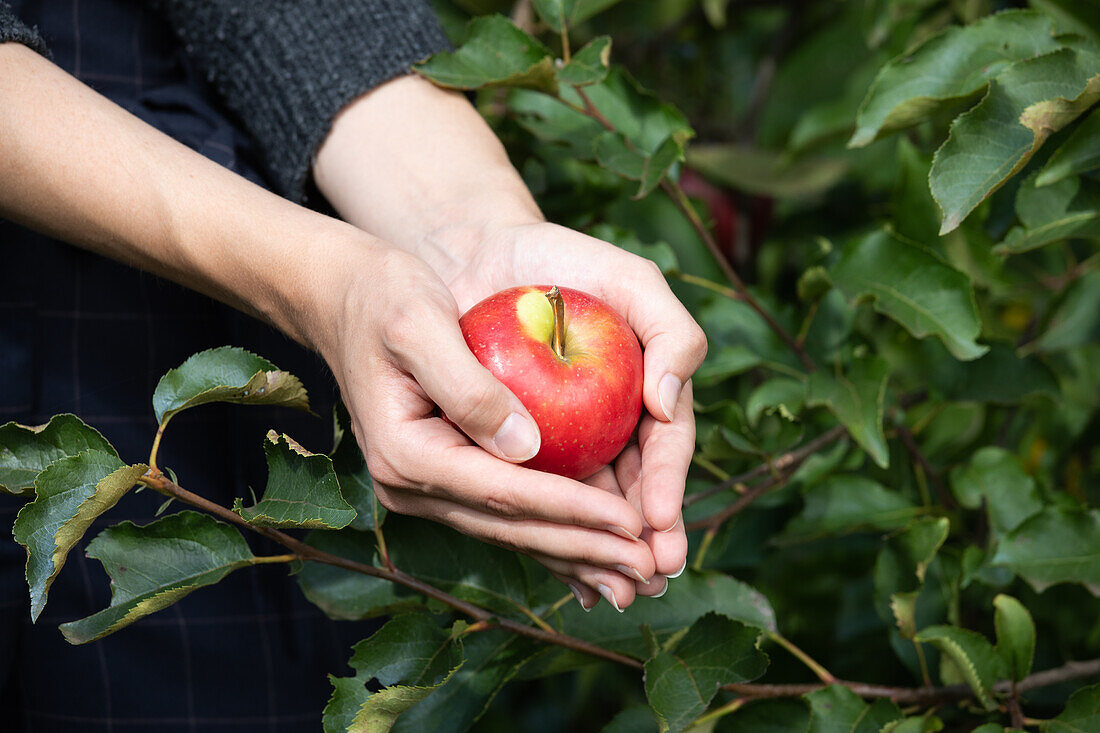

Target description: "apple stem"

left=546, top=286, right=567, bottom=360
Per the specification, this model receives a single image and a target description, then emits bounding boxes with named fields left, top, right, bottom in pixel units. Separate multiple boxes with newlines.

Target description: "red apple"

left=459, top=285, right=643, bottom=480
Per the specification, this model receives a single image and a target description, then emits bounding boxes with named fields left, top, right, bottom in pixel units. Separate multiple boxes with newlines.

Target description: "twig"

left=138, top=471, right=640, bottom=670
left=1008, top=685, right=1025, bottom=729
left=684, top=425, right=847, bottom=509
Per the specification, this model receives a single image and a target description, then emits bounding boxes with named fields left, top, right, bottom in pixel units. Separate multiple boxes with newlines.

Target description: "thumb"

left=395, top=317, right=541, bottom=463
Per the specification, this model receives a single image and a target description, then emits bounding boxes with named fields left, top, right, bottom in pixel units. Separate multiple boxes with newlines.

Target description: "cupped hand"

left=316, top=245, right=660, bottom=610
left=412, top=221, right=706, bottom=586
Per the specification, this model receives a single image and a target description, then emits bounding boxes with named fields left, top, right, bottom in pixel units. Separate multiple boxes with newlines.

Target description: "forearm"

left=0, top=43, right=375, bottom=351
left=313, top=75, right=543, bottom=264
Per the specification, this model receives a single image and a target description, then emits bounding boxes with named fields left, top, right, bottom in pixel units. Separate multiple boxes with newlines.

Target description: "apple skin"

left=459, top=285, right=643, bottom=480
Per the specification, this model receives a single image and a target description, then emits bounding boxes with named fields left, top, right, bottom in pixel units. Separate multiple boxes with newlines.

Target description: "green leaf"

left=601, top=706, right=660, bottom=732
left=807, top=356, right=891, bottom=468
left=532, top=0, right=577, bottom=33
left=556, top=36, right=611, bottom=86
left=874, top=518, right=952, bottom=637
left=152, top=346, right=309, bottom=424
left=348, top=614, right=461, bottom=688
left=331, top=402, right=385, bottom=532
left=913, top=625, right=1006, bottom=710
left=716, top=699, right=811, bottom=732
left=930, top=46, right=1100, bottom=234
left=1037, top=107, right=1100, bottom=185
left=568, top=67, right=693, bottom=154
left=746, top=378, right=806, bottom=427
left=644, top=613, right=768, bottom=732
left=587, top=224, right=679, bottom=275
left=686, top=145, right=848, bottom=198
left=594, top=131, right=684, bottom=198
left=992, top=507, right=1100, bottom=595
left=232, top=431, right=355, bottom=530
left=1043, top=682, right=1100, bottom=733
left=558, top=570, right=776, bottom=658
left=392, top=631, right=538, bottom=733
left=925, top=342, right=1059, bottom=404
left=805, top=685, right=902, bottom=733
left=993, top=594, right=1036, bottom=682
left=413, top=15, right=557, bottom=93
left=296, top=529, right=417, bottom=621
left=12, top=452, right=146, bottom=621
left=694, top=346, right=764, bottom=387
left=0, top=414, right=116, bottom=496
left=1032, top=271, right=1100, bottom=352
left=830, top=231, right=987, bottom=361
left=782, top=476, right=918, bottom=542
left=949, top=447, right=1043, bottom=537
left=60, top=511, right=255, bottom=644
left=997, top=173, right=1100, bottom=254
left=384, top=515, right=533, bottom=616
left=849, top=10, right=1062, bottom=147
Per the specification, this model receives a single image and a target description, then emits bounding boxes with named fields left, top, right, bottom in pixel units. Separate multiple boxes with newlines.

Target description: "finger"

left=536, top=556, right=638, bottom=613
left=637, top=380, right=696, bottom=532
left=399, top=418, right=645, bottom=539
left=615, top=444, right=689, bottom=576
left=636, top=574, right=669, bottom=599
left=549, top=570, right=600, bottom=612
left=384, top=299, right=541, bottom=463
left=393, top=493, right=656, bottom=579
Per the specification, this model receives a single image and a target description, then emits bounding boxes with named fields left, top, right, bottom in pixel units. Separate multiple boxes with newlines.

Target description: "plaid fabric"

left=2, top=1, right=383, bottom=729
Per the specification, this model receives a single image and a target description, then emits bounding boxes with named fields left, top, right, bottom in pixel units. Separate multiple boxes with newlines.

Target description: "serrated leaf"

left=331, top=402, right=385, bottom=532
left=1032, top=271, right=1100, bottom=352
left=807, top=357, right=890, bottom=468
left=152, top=346, right=309, bottom=424
left=644, top=613, right=768, bottom=732
left=997, top=173, right=1100, bottom=254
left=413, top=15, right=557, bottom=93
left=931, top=47, right=1100, bottom=234
left=532, top=0, right=578, bottom=33
left=831, top=231, right=987, bottom=361
left=746, top=378, right=806, bottom=427
left=296, top=529, right=418, bottom=621
left=782, top=476, right=918, bottom=542
left=805, top=684, right=902, bottom=733
left=323, top=675, right=373, bottom=733
left=594, top=131, right=684, bottom=198
left=558, top=571, right=776, bottom=658
left=992, top=507, right=1100, bottom=596
left=874, top=518, right=951, bottom=635
left=232, top=431, right=355, bottom=530
left=686, top=145, right=848, bottom=198
left=588, top=224, right=679, bottom=275
left=348, top=614, right=462, bottom=688
left=557, top=36, right=611, bottom=86
left=849, top=11, right=1062, bottom=147
left=993, top=594, right=1035, bottom=682
left=12, top=452, right=146, bottom=621
left=949, top=447, right=1042, bottom=537
left=348, top=670, right=461, bottom=733
left=392, top=631, right=538, bottom=733
left=913, top=625, right=1006, bottom=710
left=1043, top=682, right=1100, bottom=733
left=60, top=511, right=255, bottom=644
left=568, top=67, right=693, bottom=154
left=1038, top=107, right=1100, bottom=186
left=0, top=414, right=117, bottom=496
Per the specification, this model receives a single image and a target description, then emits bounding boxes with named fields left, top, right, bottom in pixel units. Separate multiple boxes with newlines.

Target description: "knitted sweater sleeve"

left=156, top=0, right=450, bottom=202
left=0, top=2, right=47, bottom=55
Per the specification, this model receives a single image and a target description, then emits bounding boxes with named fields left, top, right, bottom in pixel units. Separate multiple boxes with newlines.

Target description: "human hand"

left=412, top=221, right=706, bottom=596
left=314, top=244, right=661, bottom=611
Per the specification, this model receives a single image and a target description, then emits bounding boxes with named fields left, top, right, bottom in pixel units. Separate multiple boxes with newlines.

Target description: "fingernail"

left=608, top=524, right=639, bottom=542
left=617, top=565, right=650, bottom=584
left=657, top=374, right=682, bottom=421
left=568, top=583, right=589, bottom=611
left=657, top=515, right=681, bottom=534
left=493, top=412, right=540, bottom=461
left=596, top=584, right=623, bottom=613
left=652, top=579, right=669, bottom=598
left=668, top=558, right=687, bottom=579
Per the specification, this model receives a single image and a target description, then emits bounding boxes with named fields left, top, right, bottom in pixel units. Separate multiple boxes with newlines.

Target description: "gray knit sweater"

left=0, top=1, right=449, bottom=202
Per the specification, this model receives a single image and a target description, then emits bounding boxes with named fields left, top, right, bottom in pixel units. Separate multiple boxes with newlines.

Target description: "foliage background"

left=2, top=0, right=1100, bottom=731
